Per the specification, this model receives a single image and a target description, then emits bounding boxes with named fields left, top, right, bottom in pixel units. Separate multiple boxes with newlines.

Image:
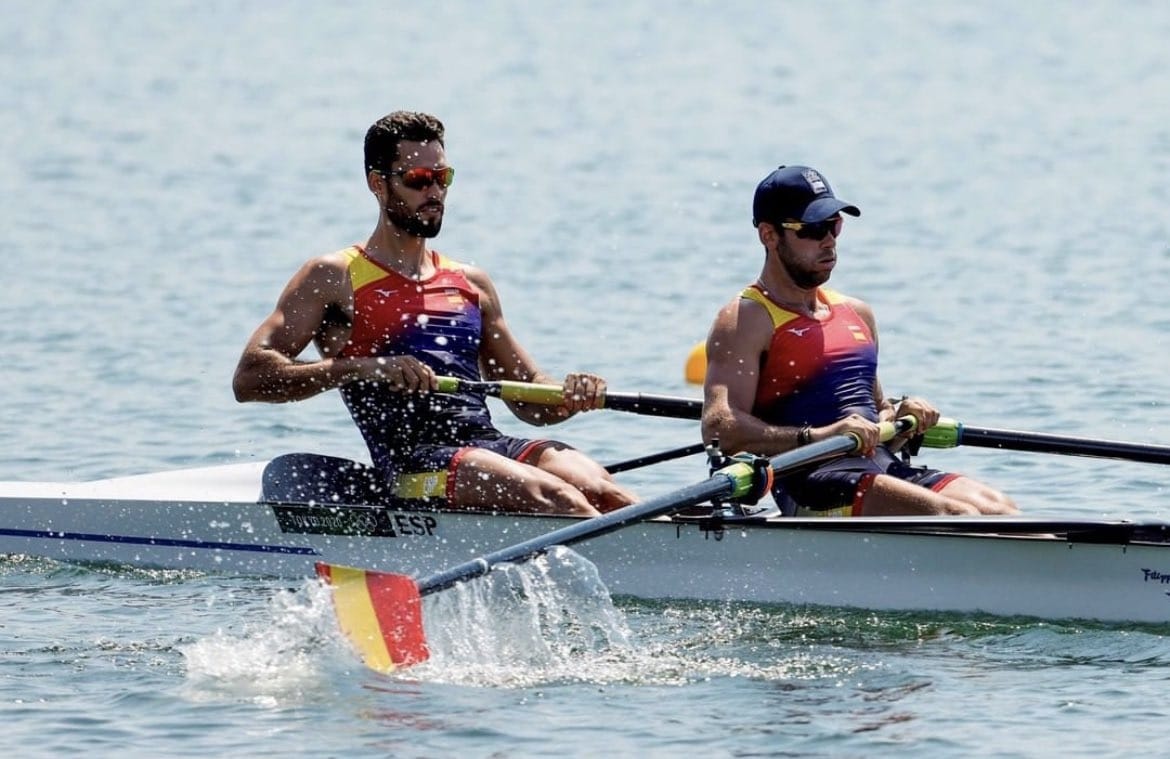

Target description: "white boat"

left=4, top=451, right=1170, bottom=625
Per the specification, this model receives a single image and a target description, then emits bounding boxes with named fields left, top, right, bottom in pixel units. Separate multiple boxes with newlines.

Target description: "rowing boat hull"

left=4, top=456, right=1170, bottom=624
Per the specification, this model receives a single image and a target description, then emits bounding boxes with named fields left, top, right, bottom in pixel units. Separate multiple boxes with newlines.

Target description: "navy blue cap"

left=752, top=165, right=860, bottom=226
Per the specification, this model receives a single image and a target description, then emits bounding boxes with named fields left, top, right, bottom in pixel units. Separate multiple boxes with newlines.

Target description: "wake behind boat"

left=5, top=451, right=1170, bottom=625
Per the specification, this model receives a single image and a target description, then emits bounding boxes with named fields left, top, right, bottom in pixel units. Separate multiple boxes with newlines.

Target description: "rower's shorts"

left=772, top=445, right=960, bottom=517
left=386, top=434, right=562, bottom=506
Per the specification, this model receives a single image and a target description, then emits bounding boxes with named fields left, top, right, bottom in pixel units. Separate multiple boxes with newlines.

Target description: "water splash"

left=415, top=546, right=634, bottom=687
left=176, top=552, right=1144, bottom=697
left=391, top=549, right=879, bottom=688
left=179, top=579, right=341, bottom=705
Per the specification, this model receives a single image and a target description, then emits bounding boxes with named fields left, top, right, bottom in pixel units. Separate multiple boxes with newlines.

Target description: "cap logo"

left=802, top=169, right=827, bottom=194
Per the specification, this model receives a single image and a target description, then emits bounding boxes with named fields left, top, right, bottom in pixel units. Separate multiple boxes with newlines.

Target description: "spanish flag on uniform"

left=315, top=562, right=430, bottom=672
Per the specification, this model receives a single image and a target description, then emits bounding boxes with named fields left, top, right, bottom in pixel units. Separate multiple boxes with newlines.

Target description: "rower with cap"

left=700, top=165, right=1018, bottom=517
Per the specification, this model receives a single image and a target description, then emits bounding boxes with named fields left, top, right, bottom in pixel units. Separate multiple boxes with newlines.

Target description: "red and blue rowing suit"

left=337, top=246, right=551, bottom=503
left=744, top=285, right=958, bottom=516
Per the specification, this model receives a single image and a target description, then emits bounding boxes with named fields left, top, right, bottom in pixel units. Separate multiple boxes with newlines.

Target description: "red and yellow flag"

left=315, top=562, right=429, bottom=672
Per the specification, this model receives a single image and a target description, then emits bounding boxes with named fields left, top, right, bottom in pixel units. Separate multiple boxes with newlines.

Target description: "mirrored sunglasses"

left=383, top=166, right=456, bottom=190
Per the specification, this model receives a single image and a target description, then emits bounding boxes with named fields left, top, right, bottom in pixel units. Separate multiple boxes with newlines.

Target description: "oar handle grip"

left=492, top=380, right=569, bottom=406
left=435, top=376, right=569, bottom=405
left=434, top=376, right=703, bottom=419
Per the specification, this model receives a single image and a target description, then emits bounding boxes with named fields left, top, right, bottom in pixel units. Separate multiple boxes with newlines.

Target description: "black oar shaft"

left=600, top=392, right=702, bottom=419
left=960, top=426, right=1170, bottom=465
left=604, top=443, right=706, bottom=474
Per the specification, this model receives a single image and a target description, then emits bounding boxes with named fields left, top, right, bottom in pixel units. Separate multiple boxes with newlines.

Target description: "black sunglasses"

left=778, top=216, right=843, bottom=241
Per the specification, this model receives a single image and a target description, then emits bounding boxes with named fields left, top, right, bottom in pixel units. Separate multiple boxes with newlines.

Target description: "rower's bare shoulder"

left=450, top=259, right=491, bottom=288
left=450, top=261, right=504, bottom=310
left=841, top=294, right=877, bottom=328
left=708, top=296, right=772, bottom=358
left=717, top=294, right=773, bottom=334
left=306, top=249, right=353, bottom=283
left=283, top=249, right=352, bottom=300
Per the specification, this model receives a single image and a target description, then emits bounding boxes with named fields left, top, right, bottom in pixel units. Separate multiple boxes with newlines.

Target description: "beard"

left=384, top=200, right=444, bottom=239
left=777, top=241, right=831, bottom=289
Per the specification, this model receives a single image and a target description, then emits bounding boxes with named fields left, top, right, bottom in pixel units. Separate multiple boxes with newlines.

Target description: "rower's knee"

left=974, top=492, right=1018, bottom=515
left=582, top=478, right=637, bottom=513
left=940, top=477, right=1019, bottom=515
left=527, top=476, right=600, bottom=516
left=533, top=448, right=637, bottom=512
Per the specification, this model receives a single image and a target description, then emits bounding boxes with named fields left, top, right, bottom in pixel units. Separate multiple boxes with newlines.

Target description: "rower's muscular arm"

left=233, top=257, right=356, bottom=402
left=233, top=256, right=395, bottom=403
left=465, top=266, right=594, bottom=425
left=701, top=298, right=797, bottom=455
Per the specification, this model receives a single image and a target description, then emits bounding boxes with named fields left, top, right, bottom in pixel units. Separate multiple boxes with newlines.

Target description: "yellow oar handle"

left=434, top=376, right=575, bottom=405
left=435, top=376, right=703, bottom=419
left=489, top=379, right=570, bottom=405
left=885, top=416, right=917, bottom=439
left=814, top=416, right=916, bottom=453
left=837, top=416, right=915, bottom=455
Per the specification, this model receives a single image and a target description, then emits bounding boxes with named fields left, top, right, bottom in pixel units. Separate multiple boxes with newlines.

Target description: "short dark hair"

left=364, top=111, right=445, bottom=175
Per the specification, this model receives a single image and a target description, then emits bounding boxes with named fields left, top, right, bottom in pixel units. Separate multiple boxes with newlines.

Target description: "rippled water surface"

left=3, top=1, right=1170, bottom=756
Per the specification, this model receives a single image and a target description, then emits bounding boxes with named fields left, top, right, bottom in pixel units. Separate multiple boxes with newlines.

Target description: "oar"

left=922, top=418, right=1170, bottom=465
left=436, top=376, right=701, bottom=420
left=685, top=340, right=1170, bottom=465
left=315, top=418, right=911, bottom=673
left=604, top=442, right=706, bottom=474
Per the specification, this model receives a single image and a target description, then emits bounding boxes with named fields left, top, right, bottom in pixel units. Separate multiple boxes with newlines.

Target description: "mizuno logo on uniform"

left=375, top=289, right=396, bottom=298
left=787, top=327, right=812, bottom=337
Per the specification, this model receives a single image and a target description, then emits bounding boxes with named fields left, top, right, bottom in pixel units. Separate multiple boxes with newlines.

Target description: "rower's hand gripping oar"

left=435, top=376, right=702, bottom=420
left=436, top=377, right=704, bottom=472
left=315, top=417, right=912, bottom=674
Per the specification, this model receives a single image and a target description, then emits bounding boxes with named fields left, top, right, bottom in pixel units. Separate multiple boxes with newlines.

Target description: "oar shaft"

left=414, top=426, right=901, bottom=596
left=962, top=428, right=1170, bottom=463
left=605, top=443, right=706, bottom=474
left=922, top=418, right=1170, bottom=465
left=599, top=391, right=702, bottom=419
left=416, top=475, right=736, bottom=596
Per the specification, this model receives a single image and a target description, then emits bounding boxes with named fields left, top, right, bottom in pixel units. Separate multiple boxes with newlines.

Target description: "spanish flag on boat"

left=315, top=562, right=429, bottom=672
